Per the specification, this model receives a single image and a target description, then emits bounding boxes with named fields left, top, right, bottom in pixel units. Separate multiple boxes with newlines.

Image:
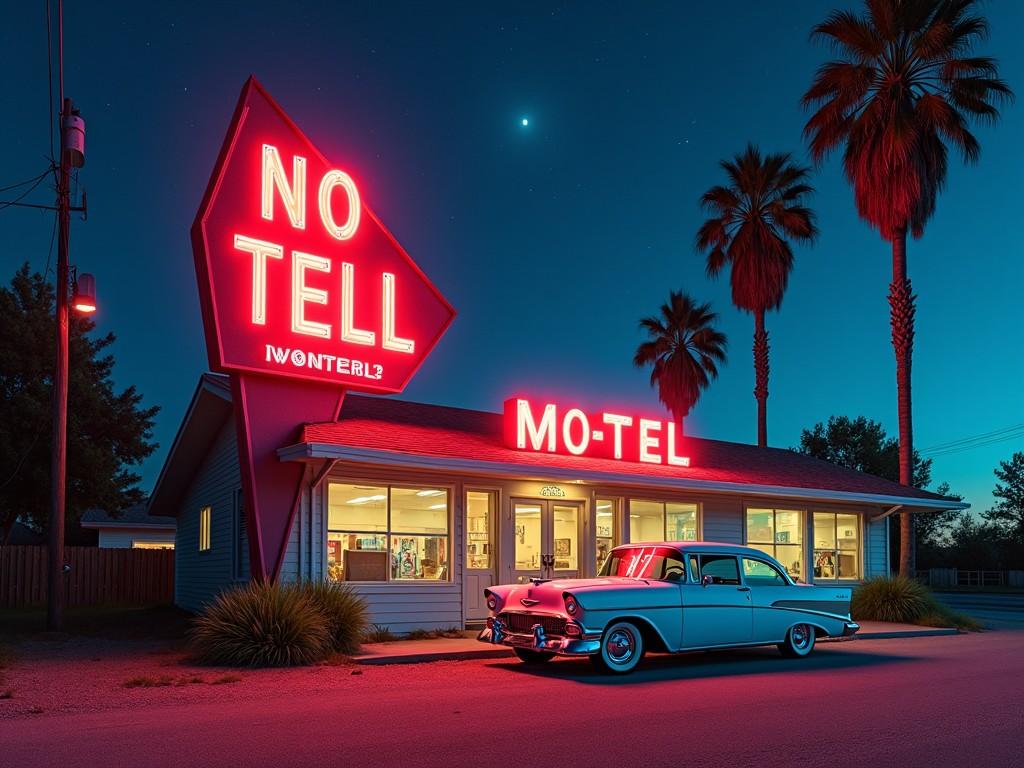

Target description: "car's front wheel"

left=514, top=648, right=554, bottom=664
left=590, top=620, right=644, bottom=674
left=778, top=623, right=816, bottom=658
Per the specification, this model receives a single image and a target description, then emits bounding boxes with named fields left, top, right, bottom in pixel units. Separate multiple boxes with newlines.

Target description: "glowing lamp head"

left=72, top=272, right=97, bottom=314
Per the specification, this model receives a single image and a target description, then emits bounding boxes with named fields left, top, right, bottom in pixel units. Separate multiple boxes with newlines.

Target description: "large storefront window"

left=327, top=483, right=449, bottom=582
left=813, top=512, right=860, bottom=580
left=745, top=508, right=803, bottom=579
left=629, top=500, right=698, bottom=543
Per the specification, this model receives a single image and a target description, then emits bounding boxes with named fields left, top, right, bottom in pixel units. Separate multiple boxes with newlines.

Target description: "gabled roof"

left=81, top=501, right=176, bottom=530
left=281, top=395, right=967, bottom=511
left=147, top=374, right=233, bottom=518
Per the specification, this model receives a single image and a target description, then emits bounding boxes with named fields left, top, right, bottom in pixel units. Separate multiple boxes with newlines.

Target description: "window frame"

left=198, top=506, right=212, bottom=553
left=464, top=487, right=498, bottom=572
left=743, top=506, right=805, bottom=581
left=625, top=497, right=701, bottom=543
left=812, top=510, right=862, bottom=582
left=326, top=480, right=454, bottom=584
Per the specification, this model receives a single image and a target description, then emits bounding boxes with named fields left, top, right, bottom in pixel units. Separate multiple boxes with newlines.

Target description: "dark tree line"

left=0, top=264, right=158, bottom=543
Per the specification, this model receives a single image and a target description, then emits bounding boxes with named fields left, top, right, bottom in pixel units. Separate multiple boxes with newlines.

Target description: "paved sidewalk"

left=353, top=621, right=960, bottom=665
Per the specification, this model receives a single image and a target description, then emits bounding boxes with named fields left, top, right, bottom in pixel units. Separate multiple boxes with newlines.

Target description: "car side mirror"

left=701, top=574, right=714, bottom=588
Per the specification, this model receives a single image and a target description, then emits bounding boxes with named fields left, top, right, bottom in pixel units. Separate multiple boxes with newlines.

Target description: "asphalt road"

left=3, top=630, right=1022, bottom=768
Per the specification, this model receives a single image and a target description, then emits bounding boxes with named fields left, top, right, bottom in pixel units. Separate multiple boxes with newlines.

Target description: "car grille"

left=498, top=612, right=567, bottom=636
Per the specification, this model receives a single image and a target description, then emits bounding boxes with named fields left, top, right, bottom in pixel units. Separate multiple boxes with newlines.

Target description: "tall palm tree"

left=696, top=144, right=817, bottom=448
left=633, top=292, right=727, bottom=431
left=803, top=0, right=1011, bottom=576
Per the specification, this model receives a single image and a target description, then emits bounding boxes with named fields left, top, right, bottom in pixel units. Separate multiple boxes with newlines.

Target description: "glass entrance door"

left=512, top=499, right=581, bottom=582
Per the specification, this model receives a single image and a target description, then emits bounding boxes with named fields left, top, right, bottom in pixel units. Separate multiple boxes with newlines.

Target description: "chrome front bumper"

left=478, top=617, right=600, bottom=656
left=841, top=621, right=860, bottom=637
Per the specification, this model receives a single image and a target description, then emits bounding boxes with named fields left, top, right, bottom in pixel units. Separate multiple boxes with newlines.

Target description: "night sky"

left=2, top=2, right=1022, bottom=514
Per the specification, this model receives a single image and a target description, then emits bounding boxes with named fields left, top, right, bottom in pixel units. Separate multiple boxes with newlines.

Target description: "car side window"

left=698, top=555, right=741, bottom=585
left=742, top=557, right=788, bottom=587
left=661, top=555, right=687, bottom=582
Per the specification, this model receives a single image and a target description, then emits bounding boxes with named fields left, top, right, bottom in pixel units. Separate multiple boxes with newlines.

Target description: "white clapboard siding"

left=174, top=422, right=242, bottom=612
left=701, top=497, right=744, bottom=543
left=865, top=516, right=889, bottom=578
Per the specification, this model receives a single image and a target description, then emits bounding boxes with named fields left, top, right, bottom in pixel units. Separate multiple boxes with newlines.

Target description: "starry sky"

left=2, top=1, right=1022, bottom=515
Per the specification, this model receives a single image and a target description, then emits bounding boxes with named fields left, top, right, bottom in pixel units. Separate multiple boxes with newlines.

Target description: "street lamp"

left=71, top=271, right=97, bottom=314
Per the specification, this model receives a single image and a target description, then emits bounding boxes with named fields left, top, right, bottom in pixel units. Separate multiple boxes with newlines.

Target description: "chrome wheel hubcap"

left=606, top=628, right=635, bottom=664
left=792, top=624, right=810, bottom=650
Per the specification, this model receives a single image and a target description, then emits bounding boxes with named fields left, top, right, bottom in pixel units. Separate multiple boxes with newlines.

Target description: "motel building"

left=154, top=77, right=965, bottom=632
left=149, top=376, right=963, bottom=631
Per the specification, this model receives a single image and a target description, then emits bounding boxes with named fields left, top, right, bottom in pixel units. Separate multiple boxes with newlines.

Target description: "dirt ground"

left=0, top=604, right=391, bottom=720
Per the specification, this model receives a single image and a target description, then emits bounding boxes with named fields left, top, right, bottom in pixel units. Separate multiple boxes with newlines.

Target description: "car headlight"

left=486, top=593, right=497, bottom=611
left=564, top=596, right=578, bottom=615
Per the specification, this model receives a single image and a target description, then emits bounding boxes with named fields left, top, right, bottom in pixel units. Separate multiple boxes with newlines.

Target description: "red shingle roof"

left=294, top=395, right=957, bottom=508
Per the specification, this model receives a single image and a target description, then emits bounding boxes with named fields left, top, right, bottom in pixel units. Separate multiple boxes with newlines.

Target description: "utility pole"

left=47, top=96, right=73, bottom=632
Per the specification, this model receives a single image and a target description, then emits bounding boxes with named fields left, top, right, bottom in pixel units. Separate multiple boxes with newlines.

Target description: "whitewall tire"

left=591, top=620, right=644, bottom=674
left=778, top=623, right=816, bottom=658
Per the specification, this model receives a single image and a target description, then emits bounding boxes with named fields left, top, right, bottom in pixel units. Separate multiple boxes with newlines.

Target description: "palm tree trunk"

left=753, top=310, right=769, bottom=448
left=889, top=226, right=917, bottom=577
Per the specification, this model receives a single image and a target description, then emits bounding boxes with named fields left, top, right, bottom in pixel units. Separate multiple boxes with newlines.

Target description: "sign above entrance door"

left=503, top=398, right=691, bottom=467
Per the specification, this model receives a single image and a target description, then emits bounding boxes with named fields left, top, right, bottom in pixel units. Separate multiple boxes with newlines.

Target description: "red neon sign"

left=193, top=80, right=455, bottom=392
left=503, top=398, right=691, bottom=467
left=191, top=77, right=456, bottom=582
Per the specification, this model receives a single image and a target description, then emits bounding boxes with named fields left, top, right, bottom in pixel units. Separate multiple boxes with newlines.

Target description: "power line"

left=922, top=422, right=1024, bottom=452
left=0, top=172, right=50, bottom=211
left=925, top=429, right=1024, bottom=458
left=0, top=167, right=52, bottom=194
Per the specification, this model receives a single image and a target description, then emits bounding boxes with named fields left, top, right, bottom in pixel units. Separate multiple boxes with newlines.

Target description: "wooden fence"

left=0, top=546, right=174, bottom=608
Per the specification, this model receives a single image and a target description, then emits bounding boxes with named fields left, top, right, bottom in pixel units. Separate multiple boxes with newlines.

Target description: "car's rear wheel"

left=590, top=620, right=644, bottom=674
left=778, top=623, right=816, bottom=658
left=514, top=648, right=554, bottom=664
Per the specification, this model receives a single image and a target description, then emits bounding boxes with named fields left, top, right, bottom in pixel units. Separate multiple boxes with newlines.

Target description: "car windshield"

left=599, top=546, right=685, bottom=580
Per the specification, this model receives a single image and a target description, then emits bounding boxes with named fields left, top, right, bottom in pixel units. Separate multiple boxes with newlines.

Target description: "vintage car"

left=478, top=542, right=859, bottom=674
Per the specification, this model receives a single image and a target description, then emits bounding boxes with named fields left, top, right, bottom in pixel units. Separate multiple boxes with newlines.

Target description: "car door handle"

left=737, top=587, right=750, bottom=592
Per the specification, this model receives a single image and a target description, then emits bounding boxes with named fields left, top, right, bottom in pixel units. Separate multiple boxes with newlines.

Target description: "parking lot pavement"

left=934, top=592, right=1024, bottom=629
left=1, top=628, right=1021, bottom=768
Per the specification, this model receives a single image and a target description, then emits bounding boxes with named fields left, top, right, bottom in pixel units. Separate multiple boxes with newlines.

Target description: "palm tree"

left=633, top=292, right=727, bottom=431
left=802, top=0, right=1011, bottom=576
left=696, top=145, right=817, bottom=448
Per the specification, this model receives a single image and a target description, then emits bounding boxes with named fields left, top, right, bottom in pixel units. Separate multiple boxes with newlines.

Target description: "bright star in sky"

left=521, top=117, right=529, bottom=127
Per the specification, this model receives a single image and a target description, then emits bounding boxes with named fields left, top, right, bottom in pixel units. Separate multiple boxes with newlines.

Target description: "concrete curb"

left=854, top=627, right=961, bottom=640
left=355, top=647, right=514, bottom=665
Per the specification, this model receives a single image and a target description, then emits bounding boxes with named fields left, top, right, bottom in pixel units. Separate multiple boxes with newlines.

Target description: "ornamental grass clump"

left=851, top=575, right=983, bottom=631
left=297, top=581, right=368, bottom=655
left=190, top=581, right=330, bottom=667
left=851, top=576, right=932, bottom=624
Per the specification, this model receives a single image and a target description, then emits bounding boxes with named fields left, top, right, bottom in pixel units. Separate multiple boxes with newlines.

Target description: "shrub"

left=852, top=576, right=981, bottom=629
left=190, top=582, right=330, bottom=667
left=297, top=581, right=368, bottom=655
left=364, top=624, right=397, bottom=644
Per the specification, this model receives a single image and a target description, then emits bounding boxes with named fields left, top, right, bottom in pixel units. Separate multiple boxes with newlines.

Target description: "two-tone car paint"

left=480, top=541, right=860, bottom=672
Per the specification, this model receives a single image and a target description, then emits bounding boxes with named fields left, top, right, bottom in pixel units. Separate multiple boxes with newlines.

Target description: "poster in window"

left=395, top=537, right=419, bottom=578
left=555, top=538, right=571, bottom=557
left=327, top=539, right=341, bottom=564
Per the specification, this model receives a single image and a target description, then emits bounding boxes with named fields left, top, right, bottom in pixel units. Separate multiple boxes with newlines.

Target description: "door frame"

left=509, top=497, right=584, bottom=583
left=463, top=486, right=500, bottom=621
